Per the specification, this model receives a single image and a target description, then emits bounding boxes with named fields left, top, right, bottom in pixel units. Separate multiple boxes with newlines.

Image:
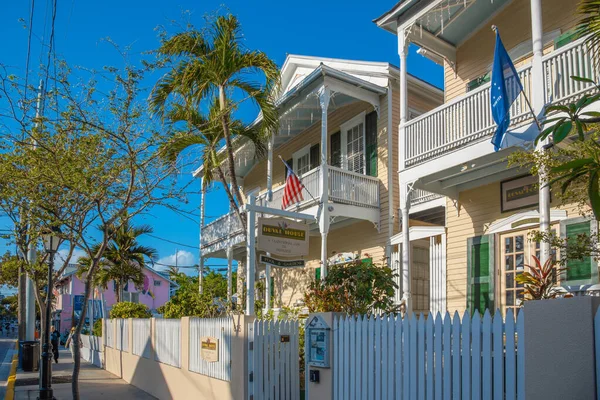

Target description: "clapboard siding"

left=445, top=180, right=586, bottom=314
left=445, top=0, right=580, bottom=101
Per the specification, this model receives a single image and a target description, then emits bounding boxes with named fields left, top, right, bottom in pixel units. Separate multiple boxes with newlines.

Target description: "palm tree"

left=80, top=220, right=157, bottom=303
left=160, top=100, right=266, bottom=226
left=150, top=14, right=280, bottom=217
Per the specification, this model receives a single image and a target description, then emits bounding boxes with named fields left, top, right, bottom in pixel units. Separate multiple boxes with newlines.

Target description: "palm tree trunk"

left=215, top=166, right=247, bottom=230
left=218, top=86, right=247, bottom=210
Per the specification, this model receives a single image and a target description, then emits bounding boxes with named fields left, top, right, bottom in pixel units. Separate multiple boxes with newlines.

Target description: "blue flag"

left=490, top=30, right=523, bottom=151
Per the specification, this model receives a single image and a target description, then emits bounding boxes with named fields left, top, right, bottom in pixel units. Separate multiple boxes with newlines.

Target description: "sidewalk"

left=13, top=348, right=156, bottom=399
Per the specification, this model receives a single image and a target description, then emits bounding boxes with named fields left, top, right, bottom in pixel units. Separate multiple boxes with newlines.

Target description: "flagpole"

left=491, top=25, right=543, bottom=132
left=277, top=155, right=319, bottom=204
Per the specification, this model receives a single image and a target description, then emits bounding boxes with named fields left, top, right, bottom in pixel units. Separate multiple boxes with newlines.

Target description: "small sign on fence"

left=200, top=336, right=219, bottom=363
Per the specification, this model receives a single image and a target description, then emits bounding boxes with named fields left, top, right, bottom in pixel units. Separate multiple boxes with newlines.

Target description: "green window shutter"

left=270, top=276, right=274, bottom=299
left=361, top=257, right=373, bottom=265
left=467, top=235, right=495, bottom=315
left=561, top=218, right=598, bottom=285
left=365, top=111, right=378, bottom=177
left=310, top=143, right=320, bottom=170
left=330, top=131, right=341, bottom=168
left=466, top=73, right=491, bottom=92
left=555, top=29, right=581, bottom=50
left=315, top=267, right=321, bottom=281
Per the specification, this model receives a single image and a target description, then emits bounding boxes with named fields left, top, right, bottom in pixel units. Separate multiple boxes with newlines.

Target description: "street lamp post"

left=39, top=228, right=60, bottom=400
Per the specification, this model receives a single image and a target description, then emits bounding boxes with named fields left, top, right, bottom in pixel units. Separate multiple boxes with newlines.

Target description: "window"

left=153, top=280, right=161, bottom=287
left=340, top=112, right=367, bottom=174
left=122, top=292, right=139, bottom=303
left=293, top=145, right=311, bottom=176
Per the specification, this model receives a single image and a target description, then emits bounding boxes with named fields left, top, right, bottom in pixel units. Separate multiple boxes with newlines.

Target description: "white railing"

left=132, top=319, right=151, bottom=359
left=104, top=319, right=114, bottom=348
left=410, top=189, right=443, bottom=207
left=202, top=165, right=380, bottom=253
left=155, top=319, right=181, bottom=368
left=543, top=37, right=599, bottom=105
left=189, top=318, right=232, bottom=381
left=115, top=319, right=129, bottom=352
left=333, top=310, right=524, bottom=400
left=404, top=37, right=595, bottom=167
left=329, top=166, right=379, bottom=208
left=201, top=212, right=243, bottom=249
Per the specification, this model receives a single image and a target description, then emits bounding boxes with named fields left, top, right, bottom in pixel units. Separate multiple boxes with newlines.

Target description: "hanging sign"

left=260, top=255, right=305, bottom=268
left=257, top=217, right=309, bottom=257
left=200, top=336, right=219, bottom=362
left=501, top=175, right=540, bottom=212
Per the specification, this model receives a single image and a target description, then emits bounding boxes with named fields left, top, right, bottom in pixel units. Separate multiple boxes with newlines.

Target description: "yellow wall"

left=445, top=0, right=580, bottom=101
left=244, top=81, right=440, bottom=306
left=445, top=180, right=584, bottom=314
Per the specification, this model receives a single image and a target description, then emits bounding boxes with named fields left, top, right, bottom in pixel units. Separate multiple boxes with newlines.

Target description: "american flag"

left=281, top=160, right=304, bottom=209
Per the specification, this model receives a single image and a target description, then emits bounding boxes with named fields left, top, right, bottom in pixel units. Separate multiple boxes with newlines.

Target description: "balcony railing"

left=200, top=165, right=380, bottom=253
left=411, top=188, right=444, bottom=207
left=403, top=37, right=597, bottom=167
left=259, top=165, right=380, bottom=210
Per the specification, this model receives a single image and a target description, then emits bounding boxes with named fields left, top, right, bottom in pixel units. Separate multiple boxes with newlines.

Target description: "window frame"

left=292, top=144, right=312, bottom=176
left=340, top=111, right=367, bottom=175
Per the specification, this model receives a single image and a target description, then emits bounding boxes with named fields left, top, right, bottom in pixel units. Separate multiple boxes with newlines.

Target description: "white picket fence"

left=115, top=319, right=129, bottom=352
left=154, top=319, right=181, bottom=368
left=132, top=318, right=151, bottom=358
left=248, top=320, right=300, bottom=400
left=189, top=317, right=232, bottom=381
left=333, top=309, right=524, bottom=400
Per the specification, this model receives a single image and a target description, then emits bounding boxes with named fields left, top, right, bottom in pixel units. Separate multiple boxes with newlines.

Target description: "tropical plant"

left=79, top=220, right=157, bottom=303
left=157, top=271, right=234, bottom=318
left=92, top=319, right=102, bottom=337
left=109, top=301, right=152, bottom=318
left=151, top=14, right=280, bottom=225
left=515, top=256, right=566, bottom=301
left=303, top=257, right=399, bottom=316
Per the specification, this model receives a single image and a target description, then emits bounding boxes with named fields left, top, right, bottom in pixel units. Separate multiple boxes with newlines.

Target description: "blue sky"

left=0, top=0, right=442, bottom=276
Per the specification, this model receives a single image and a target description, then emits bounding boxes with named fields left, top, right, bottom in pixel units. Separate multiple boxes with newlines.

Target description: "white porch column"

left=318, top=86, right=331, bottom=279
left=226, top=246, right=233, bottom=305
left=397, top=27, right=409, bottom=171
left=265, top=263, right=271, bottom=311
left=198, top=177, right=206, bottom=293
left=530, top=0, right=551, bottom=264
left=267, top=133, right=274, bottom=202
left=245, top=194, right=257, bottom=316
left=429, top=233, right=447, bottom=315
left=401, top=183, right=412, bottom=314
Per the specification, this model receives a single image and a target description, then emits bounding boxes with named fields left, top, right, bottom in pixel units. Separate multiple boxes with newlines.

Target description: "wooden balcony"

left=403, top=37, right=597, bottom=168
left=200, top=165, right=380, bottom=257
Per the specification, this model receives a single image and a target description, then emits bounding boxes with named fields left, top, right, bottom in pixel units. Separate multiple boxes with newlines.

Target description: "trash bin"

left=19, top=340, right=39, bottom=372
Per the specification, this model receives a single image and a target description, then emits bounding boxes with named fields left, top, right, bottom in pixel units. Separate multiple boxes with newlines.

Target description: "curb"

left=5, top=341, right=19, bottom=400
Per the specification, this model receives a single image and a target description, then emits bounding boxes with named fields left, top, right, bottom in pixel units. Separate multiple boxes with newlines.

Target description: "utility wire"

left=146, top=234, right=198, bottom=250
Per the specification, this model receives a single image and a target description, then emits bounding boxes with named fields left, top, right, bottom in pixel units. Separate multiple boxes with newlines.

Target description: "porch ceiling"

left=376, top=0, right=512, bottom=51
left=413, top=146, right=529, bottom=198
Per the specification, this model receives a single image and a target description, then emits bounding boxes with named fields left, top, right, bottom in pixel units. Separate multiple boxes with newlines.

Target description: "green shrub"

left=109, top=301, right=152, bottom=319
left=92, top=319, right=102, bottom=337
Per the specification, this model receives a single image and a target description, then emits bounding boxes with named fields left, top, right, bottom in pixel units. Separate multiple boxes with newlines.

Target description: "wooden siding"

left=445, top=181, right=584, bottom=314
left=445, top=0, right=580, bottom=102
left=244, top=81, right=441, bottom=307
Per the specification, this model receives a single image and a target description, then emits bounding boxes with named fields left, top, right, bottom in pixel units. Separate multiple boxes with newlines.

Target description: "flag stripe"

left=282, top=164, right=304, bottom=209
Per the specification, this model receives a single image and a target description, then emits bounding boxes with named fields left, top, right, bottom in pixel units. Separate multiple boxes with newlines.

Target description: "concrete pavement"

left=12, top=348, right=156, bottom=400
left=0, top=336, right=18, bottom=399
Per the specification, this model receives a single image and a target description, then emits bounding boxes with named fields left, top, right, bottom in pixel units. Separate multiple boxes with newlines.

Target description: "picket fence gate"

left=333, top=309, right=525, bottom=400
left=248, top=320, right=300, bottom=400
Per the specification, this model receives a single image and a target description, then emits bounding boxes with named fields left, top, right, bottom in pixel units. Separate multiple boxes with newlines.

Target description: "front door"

left=498, top=226, right=556, bottom=314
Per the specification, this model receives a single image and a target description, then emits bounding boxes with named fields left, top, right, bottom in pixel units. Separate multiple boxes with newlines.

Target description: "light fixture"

left=41, top=227, right=61, bottom=254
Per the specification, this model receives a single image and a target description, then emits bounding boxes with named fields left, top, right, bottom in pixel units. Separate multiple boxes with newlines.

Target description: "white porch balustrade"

left=403, top=37, right=597, bottom=168
left=200, top=165, right=380, bottom=256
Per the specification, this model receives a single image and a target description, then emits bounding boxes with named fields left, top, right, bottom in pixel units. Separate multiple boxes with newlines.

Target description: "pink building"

left=53, top=264, right=176, bottom=334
